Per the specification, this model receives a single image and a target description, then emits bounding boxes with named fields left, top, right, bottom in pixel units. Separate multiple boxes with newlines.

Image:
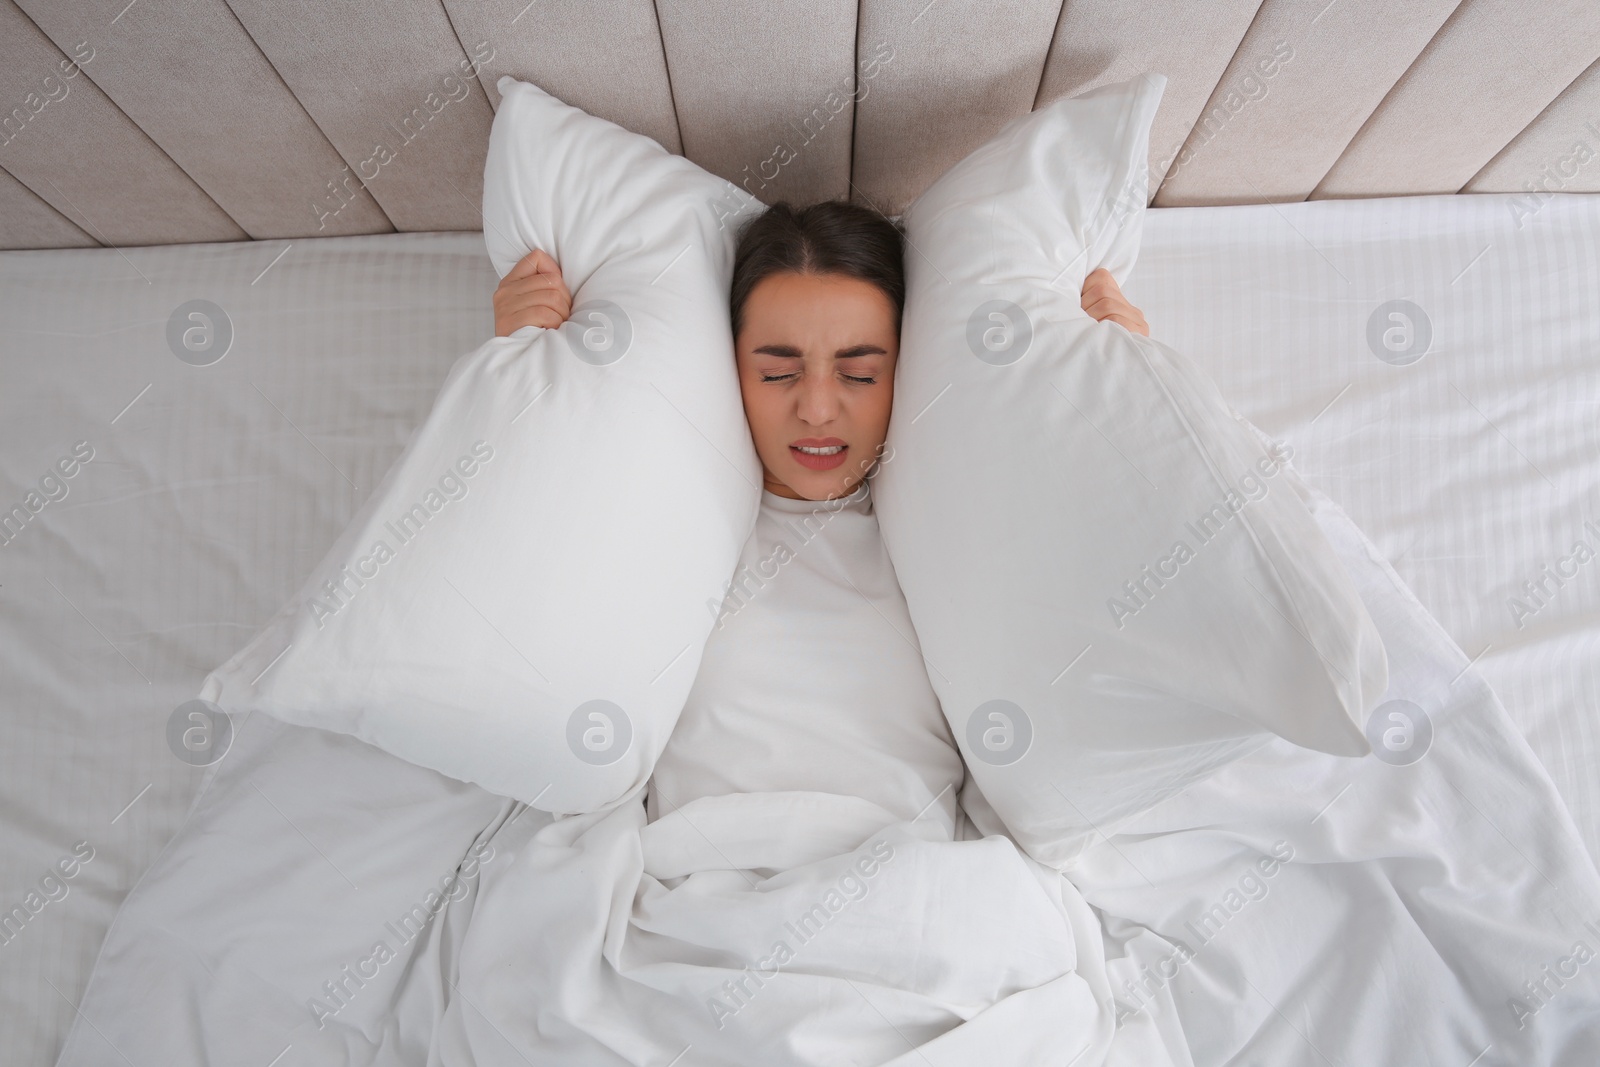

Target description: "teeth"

left=795, top=445, right=845, bottom=455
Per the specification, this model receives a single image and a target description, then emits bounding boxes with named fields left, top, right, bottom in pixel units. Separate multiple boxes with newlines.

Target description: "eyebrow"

left=752, top=343, right=888, bottom=359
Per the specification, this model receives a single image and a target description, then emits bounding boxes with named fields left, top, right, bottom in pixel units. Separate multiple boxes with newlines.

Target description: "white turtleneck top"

left=645, top=481, right=965, bottom=835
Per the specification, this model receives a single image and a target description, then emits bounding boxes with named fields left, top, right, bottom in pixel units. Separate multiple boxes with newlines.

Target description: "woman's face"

left=734, top=271, right=898, bottom=501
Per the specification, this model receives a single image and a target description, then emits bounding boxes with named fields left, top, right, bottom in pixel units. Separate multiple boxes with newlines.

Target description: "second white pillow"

left=875, top=75, right=1388, bottom=867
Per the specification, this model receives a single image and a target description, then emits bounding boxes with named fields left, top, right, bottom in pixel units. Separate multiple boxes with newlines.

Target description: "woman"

left=493, top=201, right=1151, bottom=834
left=488, top=204, right=1163, bottom=1063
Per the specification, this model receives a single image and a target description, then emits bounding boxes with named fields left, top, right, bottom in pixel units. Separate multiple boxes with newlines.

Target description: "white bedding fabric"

left=48, top=467, right=1600, bottom=1065
left=1, top=192, right=1597, bottom=1064
left=1122, top=192, right=1600, bottom=859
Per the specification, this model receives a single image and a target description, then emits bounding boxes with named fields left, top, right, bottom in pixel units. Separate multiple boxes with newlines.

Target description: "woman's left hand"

left=1081, top=268, right=1149, bottom=337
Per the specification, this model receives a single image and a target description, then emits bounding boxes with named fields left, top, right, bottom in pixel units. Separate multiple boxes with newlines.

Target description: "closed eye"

left=753, top=342, right=886, bottom=387
left=760, top=372, right=879, bottom=384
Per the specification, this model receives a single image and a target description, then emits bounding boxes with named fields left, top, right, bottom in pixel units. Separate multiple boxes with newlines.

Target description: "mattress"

left=2, top=192, right=1596, bottom=1064
left=1124, top=191, right=1600, bottom=858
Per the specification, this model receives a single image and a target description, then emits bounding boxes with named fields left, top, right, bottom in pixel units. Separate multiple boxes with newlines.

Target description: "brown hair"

left=729, top=200, right=905, bottom=339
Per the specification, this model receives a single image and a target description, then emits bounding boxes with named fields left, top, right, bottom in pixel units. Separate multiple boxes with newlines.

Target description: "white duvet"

left=56, top=460, right=1600, bottom=1065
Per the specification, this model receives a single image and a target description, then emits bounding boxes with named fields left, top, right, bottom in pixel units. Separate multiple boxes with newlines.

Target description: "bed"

left=2, top=189, right=1596, bottom=1064
left=4, top=1, right=1600, bottom=1062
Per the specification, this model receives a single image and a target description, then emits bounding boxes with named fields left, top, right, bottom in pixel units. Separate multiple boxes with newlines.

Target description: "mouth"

left=789, top=438, right=848, bottom=471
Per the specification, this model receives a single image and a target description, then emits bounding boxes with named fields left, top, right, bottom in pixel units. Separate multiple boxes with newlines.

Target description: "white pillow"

left=201, top=77, right=762, bottom=814
left=874, top=74, right=1388, bottom=867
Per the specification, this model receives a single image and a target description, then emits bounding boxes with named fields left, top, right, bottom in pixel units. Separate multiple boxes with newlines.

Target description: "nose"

left=794, top=371, right=841, bottom=426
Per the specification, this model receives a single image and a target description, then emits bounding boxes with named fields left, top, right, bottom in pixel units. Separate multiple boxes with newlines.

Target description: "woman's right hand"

left=493, top=249, right=573, bottom=336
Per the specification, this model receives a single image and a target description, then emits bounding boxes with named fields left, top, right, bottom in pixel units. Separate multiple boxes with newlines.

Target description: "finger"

left=498, top=290, right=571, bottom=321
left=504, top=248, right=560, bottom=281
left=1081, top=295, right=1132, bottom=321
left=1083, top=292, right=1144, bottom=320
left=495, top=284, right=572, bottom=320
left=496, top=272, right=566, bottom=299
left=497, top=304, right=566, bottom=335
left=517, top=306, right=566, bottom=330
left=1083, top=269, right=1124, bottom=298
left=504, top=251, right=543, bottom=281
left=526, top=248, right=561, bottom=277
left=1081, top=267, right=1117, bottom=292
left=1087, top=302, right=1149, bottom=337
left=1103, top=312, right=1149, bottom=336
left=1081, top=280, right=1120, bottom=310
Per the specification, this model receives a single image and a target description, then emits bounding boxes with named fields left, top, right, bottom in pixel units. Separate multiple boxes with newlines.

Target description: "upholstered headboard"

left=2, top=0, right=1597, bottom=251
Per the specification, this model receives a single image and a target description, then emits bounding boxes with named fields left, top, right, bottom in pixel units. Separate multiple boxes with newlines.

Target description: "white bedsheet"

left=47, top=470, right=1600, bottom=1066
left=1125, top=193, right=1600, bottom=859
left=3, top=193, right=1598, bottom=1063
left=0, top=235, right=500, bottom=1065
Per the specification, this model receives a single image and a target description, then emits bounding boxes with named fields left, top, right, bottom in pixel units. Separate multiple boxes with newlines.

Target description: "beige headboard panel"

left=2, top=0, right=1598, bottom=251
